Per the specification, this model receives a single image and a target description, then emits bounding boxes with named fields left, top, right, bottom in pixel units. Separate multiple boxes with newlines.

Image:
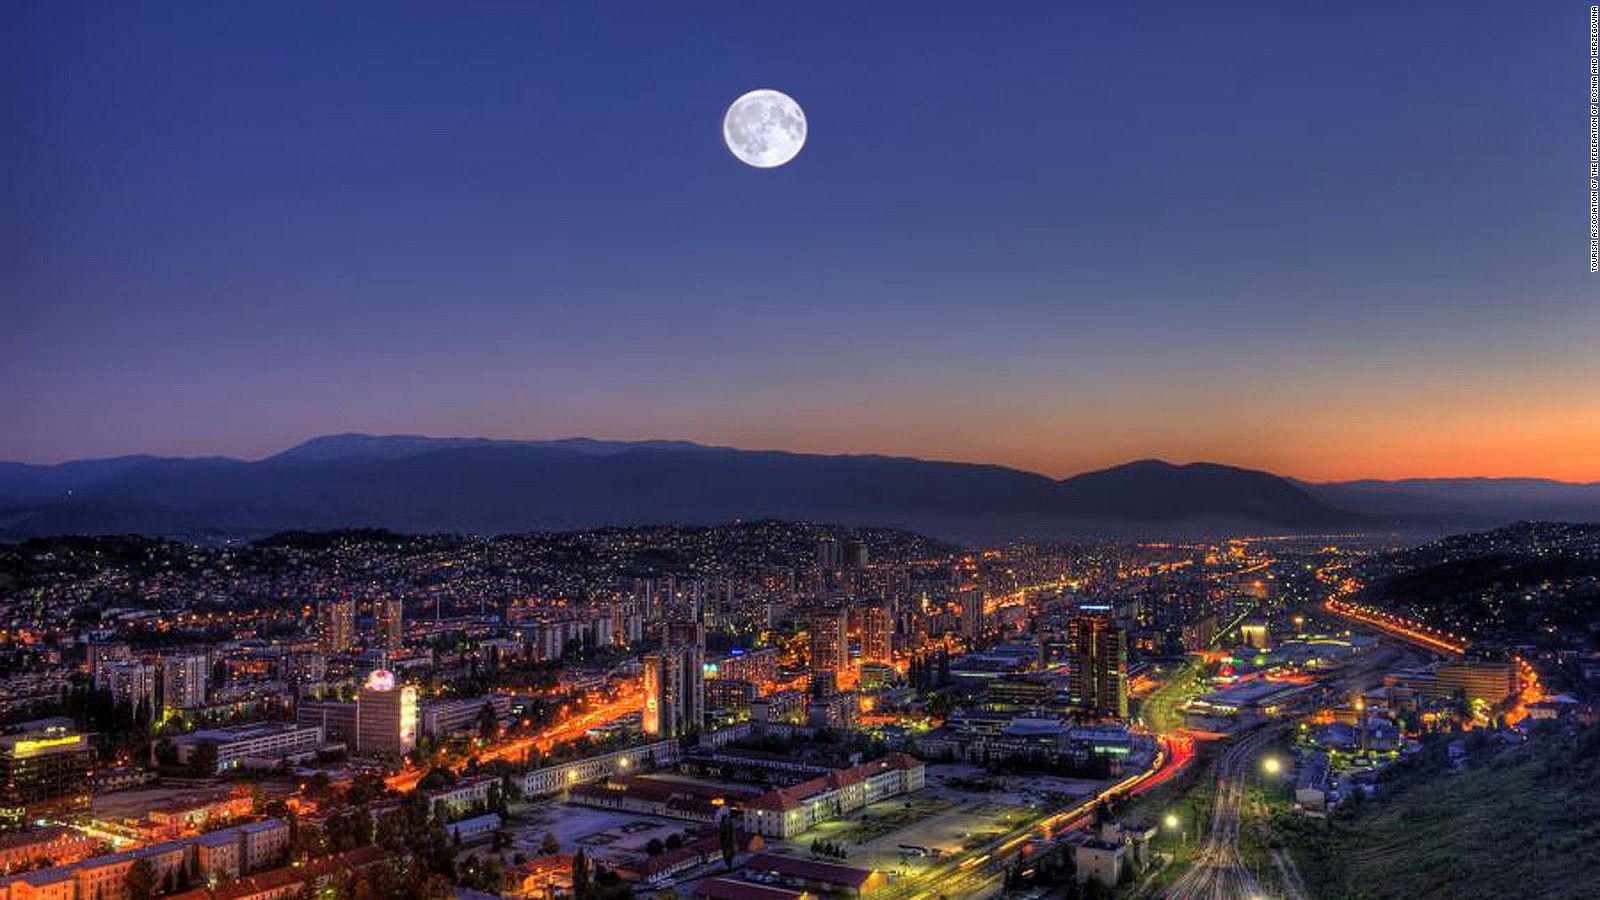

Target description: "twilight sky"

left=5, top=1, right=1597, bottom=481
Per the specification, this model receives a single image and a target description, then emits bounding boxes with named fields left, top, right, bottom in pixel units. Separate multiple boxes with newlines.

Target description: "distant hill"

left=1304, top=477, right=1600, bottom=527
left=0, top=435, right=1365, bottom=541
left=1354, top=522, right=1600, bottom=646
left=0, top=455, right=162, bottom=503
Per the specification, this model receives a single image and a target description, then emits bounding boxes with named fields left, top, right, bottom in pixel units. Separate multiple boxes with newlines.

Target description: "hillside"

left=1355, top=522, right=1600, bottom=649
left=1280, top=725, right=1600, bottom=900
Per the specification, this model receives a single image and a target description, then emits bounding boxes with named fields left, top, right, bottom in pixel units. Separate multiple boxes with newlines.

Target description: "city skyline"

left=7, top=2, right=1597, bottom=481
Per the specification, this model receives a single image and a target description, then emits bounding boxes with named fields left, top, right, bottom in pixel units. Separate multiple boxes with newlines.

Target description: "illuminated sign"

left=365, top=669, right=396, bottom=692
left=11, top=735, right=84, bottom=757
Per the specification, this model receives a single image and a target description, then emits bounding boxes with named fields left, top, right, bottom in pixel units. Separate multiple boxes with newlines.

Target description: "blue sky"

left=5, top=1, right=1596, bottom=479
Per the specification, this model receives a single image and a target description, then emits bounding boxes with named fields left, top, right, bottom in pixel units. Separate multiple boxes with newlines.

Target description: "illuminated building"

left=1037, top=626, right=1071, bottom=666
left=88, top=641, right=132, bottom=687
left=296, top=699, right=358, bottom=744
left=959, top=588, right=985, bottom=644
left=1068, top=606, right=1128, bottom=719
left=752, top=689, right=805, bottom=726
left=0, top=728, right=90, bottom=822
left=1239, top=618, right=1270, bottom=651
left=858, top=600, right=891, bottom=665
left=713, top=647, right=779, bottom=686
left=666, top=619, right=706, bottom=731
left=858, top=662, right=894, bottom=690
left=806, top=691, right=859, bottom=730
left=160, top=652, right=209, bottom=715
left=706, top=678, right=756, bottom=712
left=354, top=669, right=418, bottom=756
left=1384, top=659, right=1519, bottom=706
left=317, top=599, right=355, bottom=654
left=375, top=597, right=404, bottom=651
left=808, top=609, right=848, bottom=685
left=103, top=660, right=157, bottom=716
left=741, top=755, right=925, bottom=839
left=420, top=696, right=513, bottom=736
left=644, top=614, right=707, bottom=738
left=815, top=537, right=842, bottom=571
left=642, top=650, right=681, bottom=737
left=986, top=675, right=1053, bottom=709
left=166, top=723, right=326, bottom=773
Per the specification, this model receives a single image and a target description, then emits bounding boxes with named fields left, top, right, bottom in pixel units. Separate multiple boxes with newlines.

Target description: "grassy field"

left=1276, top=724, right=1600, bottom=900
left=831, top=795, right=960, bottom=845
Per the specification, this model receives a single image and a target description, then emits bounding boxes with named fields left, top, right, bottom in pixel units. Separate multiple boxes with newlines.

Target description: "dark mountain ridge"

left=0, top=435, right=1366, bottom=542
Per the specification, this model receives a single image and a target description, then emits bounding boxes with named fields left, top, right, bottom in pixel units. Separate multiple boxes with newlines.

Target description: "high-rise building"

left=959, top=588, right=986, bottom=645
left=375, top=597, right=404, bottom=651
left=160, top=653, right=209, bottom=715
left=317, top=599, right=355, bottom=655
left=816, top=537, right=843, bottom=571
left=354, top=670, right=417, bottom=756
left=1068, top=606, right=1128, bottom=719
left=859, top=600, right=892, bottom=666
left=642, top=649, right=685, bottom=738
left=88, top=642, right=132, bottom=688
left=104, top=661, right=157, bottom=716
left=809, top=609, right=848, bottom=686
left=642, top=619, right=706, bottom=738
left=842, top=540, right=869, bottom=569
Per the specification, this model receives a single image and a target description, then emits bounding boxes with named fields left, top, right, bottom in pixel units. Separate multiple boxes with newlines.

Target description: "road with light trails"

left=881, top=734, right=1195, bottom=900
left=1163, top=725, right=1284, bottom=900
left=387, top=687, right=643, bottom=792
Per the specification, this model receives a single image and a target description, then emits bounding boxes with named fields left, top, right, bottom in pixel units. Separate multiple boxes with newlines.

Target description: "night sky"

left=6, top=1, right=1596, bottom=480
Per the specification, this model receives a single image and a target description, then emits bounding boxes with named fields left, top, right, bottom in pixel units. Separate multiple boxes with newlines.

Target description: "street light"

left=1164, top=812, right=1188, bottom=848
left=1262, top=757, right=1282, bottom=776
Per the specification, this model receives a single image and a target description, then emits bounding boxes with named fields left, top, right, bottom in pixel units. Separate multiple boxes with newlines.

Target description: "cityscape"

left=7, top=4, right=1598, bottom=900
left=1, top=519, right=1596, bottom=900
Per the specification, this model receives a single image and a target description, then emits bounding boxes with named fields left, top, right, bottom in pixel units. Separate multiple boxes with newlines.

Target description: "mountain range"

left=1, top=434, right=1596, bottom=542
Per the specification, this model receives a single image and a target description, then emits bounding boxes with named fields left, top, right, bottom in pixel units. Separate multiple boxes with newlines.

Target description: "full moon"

left=723, top=89, right=807, bottom=168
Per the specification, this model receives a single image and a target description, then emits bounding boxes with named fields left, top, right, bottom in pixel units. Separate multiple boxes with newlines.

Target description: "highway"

left=1162, top=726, right=1282, bottom=900
left=387, top=686, right=643, bottom=792
left=1322, top=598, right=1468, bottom=655
left=882, top=734, right=1195, bottom=900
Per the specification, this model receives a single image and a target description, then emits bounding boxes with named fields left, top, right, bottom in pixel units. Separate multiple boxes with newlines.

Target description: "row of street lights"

left=1162, top=755, right=1284, bottom=848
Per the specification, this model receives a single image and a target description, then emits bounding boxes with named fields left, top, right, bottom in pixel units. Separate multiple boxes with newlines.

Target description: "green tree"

left=572, top=849, right=592, bottom=900
left=719, top=816, right=737, bottom=870
left=124, top=859, right=156, bottom=900
left=417, top=766, right=456, bottom=791
left=477, top=702, right=499, bottom=741
left=189, top=740, right=219, bottom=776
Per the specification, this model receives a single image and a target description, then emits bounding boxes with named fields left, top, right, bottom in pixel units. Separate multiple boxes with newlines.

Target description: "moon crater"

left=723, top=89, right=807, bottom=168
